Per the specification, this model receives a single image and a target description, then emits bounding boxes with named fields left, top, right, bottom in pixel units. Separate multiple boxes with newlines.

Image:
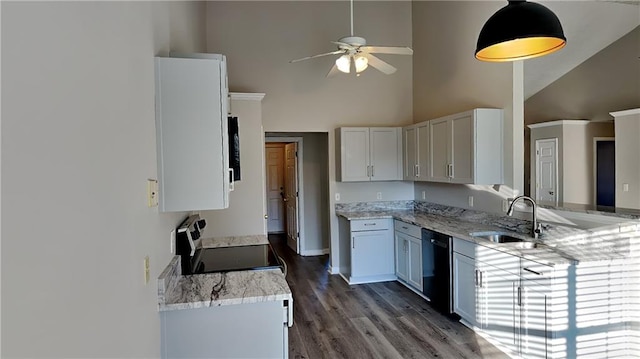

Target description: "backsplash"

left=335, top=200, right=413, bottom=212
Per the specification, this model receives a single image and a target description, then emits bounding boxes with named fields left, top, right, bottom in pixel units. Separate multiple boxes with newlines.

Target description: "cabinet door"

left=339, top=128, right=371, bottom=182
left=403, top=127, right=417, bottom=180
left=453, top=253, right=478, bottom=327
left=155, top=56, right=229, bottom=212
left=483, top=265, right=519, bottom=357
left=370, top=128, right=401, bottom=181
left=395, top=233, right=409, bottom=281
left=408, top=237, right=423, bottom=291
left=429, top=118, right=450, bottom=182
left=416, top=122, right=430, bottom=181
left=352, top=231, right=393, bottom=278
left=520, top=282, right=550, bottom=359
left=450, top=114, right=474, bottom=184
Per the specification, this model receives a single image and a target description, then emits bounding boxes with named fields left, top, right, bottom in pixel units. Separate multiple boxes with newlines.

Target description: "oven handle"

left=278, top=255, right=288, bottom=277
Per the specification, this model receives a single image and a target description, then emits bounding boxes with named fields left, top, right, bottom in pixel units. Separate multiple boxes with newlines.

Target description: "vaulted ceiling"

left=524, top=1, right=640, bottom=99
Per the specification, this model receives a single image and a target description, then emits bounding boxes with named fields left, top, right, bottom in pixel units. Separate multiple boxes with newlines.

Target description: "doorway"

left=535, top=138, right=559, bottom=205
left=265, top=137, right=303, bottom=255
left=593, top=138, right=615, bottom=207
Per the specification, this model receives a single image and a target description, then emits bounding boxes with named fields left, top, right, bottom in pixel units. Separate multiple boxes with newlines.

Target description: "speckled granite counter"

left=336, top=202, right=640, bottom=265
left=158, top=235, right=292, bottom=312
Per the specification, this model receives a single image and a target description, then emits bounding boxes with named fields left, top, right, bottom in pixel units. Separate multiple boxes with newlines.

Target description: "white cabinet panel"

left=403, top=122, right=430, bottom=181
left=428, top=108, right=503, bottom=185
left=453, top=252, right=478, bottom=327
left=336, top=127, right=401, bottom=182
left=155, top=55, right=230, bottom=212
left=408, top=237, right=423, bottom=291
left=394, top=221, right=423, bottom=292
left=338, top=218, right=395, bottom=284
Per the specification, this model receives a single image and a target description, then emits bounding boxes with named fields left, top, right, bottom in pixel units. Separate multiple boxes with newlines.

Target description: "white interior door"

left=535, top=139, right=558, bottom=204
left=284, top=143, right=299, bottom=253
left=265, top=144, right=285, bottom=233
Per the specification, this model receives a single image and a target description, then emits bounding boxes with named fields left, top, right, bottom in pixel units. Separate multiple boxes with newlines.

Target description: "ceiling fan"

left=290, top=0, right=413, bottom=76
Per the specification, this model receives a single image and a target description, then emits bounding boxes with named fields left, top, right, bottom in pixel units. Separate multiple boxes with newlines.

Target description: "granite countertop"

left=336, top=202, right=640, bottom=266
left=158, top=235, right=292, bottom=312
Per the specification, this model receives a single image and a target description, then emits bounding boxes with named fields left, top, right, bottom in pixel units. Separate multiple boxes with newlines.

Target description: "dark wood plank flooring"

left=269, top=234, right=510, bottom=359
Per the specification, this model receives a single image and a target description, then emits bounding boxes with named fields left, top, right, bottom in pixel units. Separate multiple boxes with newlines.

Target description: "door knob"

left=264, top=214, right=268, bottom=219
left=549, top=191, right=554, bottom=195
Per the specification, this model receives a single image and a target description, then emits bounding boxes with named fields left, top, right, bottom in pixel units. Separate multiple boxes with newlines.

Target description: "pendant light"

left=476, top=0, right=566, bottom=62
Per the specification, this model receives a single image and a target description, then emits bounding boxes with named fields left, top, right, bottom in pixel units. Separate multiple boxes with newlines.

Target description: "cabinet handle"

left=517, top=286, right=522, bottom=306
left=371, top=165, right=375, bottom=177
left=229, top=168, right=235, bottom=191
left=363, top=223, right=376, bottom=226
left=352, top=237, right=355, bottom=249
left=479, top=271, right=484, bottom=288
left=523, top=267, right=543, bottom=276
left=415, top=164, right=420, bottom=177
left=402, top=226, right=408, bottom=230
left=474, top=270, right=478, bottom=286
left=448, top=164, right=454, bottom=178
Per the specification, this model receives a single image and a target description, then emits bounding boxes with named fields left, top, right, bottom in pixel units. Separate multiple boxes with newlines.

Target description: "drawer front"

left=394, top=220, right=421, bottom=238
left=453, top=237, right=476, bottom=259
left=521, top=259, right=553, bottom=288
left=351, top=218, right=391, bottom=232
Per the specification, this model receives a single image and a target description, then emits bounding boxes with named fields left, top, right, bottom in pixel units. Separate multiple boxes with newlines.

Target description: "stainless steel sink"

left=469, top=231, right=538, bottom=249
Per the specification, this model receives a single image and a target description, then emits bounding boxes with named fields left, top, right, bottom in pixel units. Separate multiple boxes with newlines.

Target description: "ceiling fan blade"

left=361, top=46, right=413, bottom=55
left=327, top=64, right=341, bottom=78
left=290, top=50, right=344, bottom=63
left=366, top=54, right=397, bottom=75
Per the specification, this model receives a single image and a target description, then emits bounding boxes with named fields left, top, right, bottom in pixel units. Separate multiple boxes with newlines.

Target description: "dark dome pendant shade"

left=476, top=0, right=566, bottom=62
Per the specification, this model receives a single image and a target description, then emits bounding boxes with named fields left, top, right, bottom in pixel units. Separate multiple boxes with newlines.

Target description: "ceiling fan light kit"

left=290, top=0, right=413, bottom=76
left=476, top=0, right=566, bottom=62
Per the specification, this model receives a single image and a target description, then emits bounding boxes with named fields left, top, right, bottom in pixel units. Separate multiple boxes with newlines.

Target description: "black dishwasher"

left=421, top=228, right=454, bottom=315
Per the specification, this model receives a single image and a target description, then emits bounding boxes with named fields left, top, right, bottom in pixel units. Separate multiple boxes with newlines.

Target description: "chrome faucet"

left=506, top=195, right=543, bottom=239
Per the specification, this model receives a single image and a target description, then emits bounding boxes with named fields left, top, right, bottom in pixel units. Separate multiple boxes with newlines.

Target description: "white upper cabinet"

left=336, top=127, right=402, bottom=182
left=155, top=54, right=230, bottom=212
left=428, top=108, right=504, bottom=185
left=403, top=122, right=430, bottom=181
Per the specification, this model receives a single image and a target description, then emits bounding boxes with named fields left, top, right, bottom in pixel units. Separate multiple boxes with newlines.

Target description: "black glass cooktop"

left=189, top=244, right=282, bottom=274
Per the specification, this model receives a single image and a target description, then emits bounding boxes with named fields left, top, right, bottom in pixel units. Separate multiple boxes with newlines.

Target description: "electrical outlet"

left=143, top=256, right=150, bottom=285
left=422, top=191, right=426, bottom=200
left=468, top=196, right=474, bottom=207
left=147, top=179, right=158, bottom=207
left=335, top=193, right=340, bottom=201
left=170, top=229, right=176, bottom=254
left=502, top=199, right=509, bottom=212
left=376, top=192, right=382, bottom=200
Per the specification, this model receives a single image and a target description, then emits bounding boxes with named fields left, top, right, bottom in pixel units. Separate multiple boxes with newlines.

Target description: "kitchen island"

left=157, top=235, right=293, bottom=359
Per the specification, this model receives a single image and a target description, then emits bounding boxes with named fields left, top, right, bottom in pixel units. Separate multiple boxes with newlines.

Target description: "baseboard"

left=344, top=274, right=397, bottom=285
left=300, top=248, right=329, bottom=256
left=328, top=266, right=340, bottom=275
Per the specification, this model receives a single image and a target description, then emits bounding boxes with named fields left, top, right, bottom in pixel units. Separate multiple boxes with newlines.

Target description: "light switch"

left=147, top=179, right=158, bottom=207
left=143, top=256, right=150, bottom=285
left=376, top=192, right=383, bottom=200
left=623, top=183, right=629, bottom=192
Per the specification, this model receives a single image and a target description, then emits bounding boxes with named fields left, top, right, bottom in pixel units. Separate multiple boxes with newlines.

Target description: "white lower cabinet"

left=160, top=300, right=291, bottom=358
left=394, top=221, right=423, bottom=292
left=453, top=252, right=479, bottom=327
left=338, top=217, right=395, bottom=284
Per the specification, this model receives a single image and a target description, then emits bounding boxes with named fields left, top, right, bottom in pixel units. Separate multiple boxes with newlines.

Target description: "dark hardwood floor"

left=269, top=234, right=510, bottom=359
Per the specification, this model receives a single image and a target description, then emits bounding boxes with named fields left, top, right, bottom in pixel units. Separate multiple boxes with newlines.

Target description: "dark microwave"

left=228, top=116, right=241, bottom=181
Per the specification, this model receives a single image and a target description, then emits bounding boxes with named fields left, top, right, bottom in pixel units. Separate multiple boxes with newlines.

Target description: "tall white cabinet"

left=428, top=108, right=503, bottom=185
left=336, top=127, right=402, bottom=182
left=154, top=54, right=230, bottom=212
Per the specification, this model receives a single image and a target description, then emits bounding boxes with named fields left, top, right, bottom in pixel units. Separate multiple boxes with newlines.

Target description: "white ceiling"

left=524, top=1, right=640, bottom=99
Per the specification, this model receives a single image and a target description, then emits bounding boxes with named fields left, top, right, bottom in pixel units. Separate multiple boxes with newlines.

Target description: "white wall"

left=205, top=1, right=414, bottom=269
left=412, top=1, right=523, bottom=214
left=199, top=94, right=267, bottom=237
left=1, top=2, right=205, bottom=357
left=613, top=110, right=640, bottom=210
